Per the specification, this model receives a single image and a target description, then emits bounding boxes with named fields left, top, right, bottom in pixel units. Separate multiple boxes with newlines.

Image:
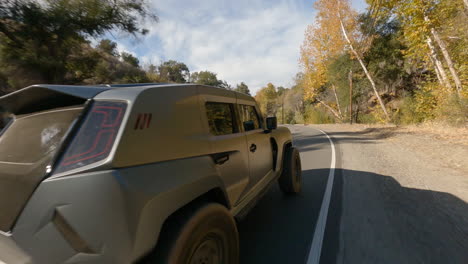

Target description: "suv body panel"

left=0, top=83, right=294, bottom=264
left=197, top=86, right=250, bottom=206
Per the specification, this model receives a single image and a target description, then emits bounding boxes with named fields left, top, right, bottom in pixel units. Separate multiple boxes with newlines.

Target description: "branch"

left=317, top=99, right=343, bottom=120
left=331, top=84, right=343, bottom=118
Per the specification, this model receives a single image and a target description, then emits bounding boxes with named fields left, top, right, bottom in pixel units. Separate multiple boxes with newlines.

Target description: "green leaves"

left=0, top=0, right=156, bottom=88
left=234, top=82, right=251, bottom=95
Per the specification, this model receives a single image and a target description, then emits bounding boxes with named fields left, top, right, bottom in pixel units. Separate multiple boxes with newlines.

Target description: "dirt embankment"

left=310, top=123, right=468, bottom=175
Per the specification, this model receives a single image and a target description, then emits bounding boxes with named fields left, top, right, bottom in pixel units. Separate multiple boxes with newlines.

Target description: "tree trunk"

left=426, top=37, right=452, bottom=89
left=429, top=56, right=443, bottom=85
left=425, top=16, right=463, bottom=95
left=317, top=99, right=343, bottom=120
left=349, top=70, right=353, bottom=124
left=332, top=84, right=343, bottom=119
left=338, top=19, right=390, bottom=121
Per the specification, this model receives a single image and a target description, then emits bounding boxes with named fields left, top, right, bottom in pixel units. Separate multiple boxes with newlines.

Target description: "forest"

left=0, top=0, right=466, bottom=125
left=255, top=0, right=467, bottom=125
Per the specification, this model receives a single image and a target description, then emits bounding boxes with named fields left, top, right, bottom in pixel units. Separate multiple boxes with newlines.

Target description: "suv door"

left=198, top=87, right=250, bottom=206
left=237, top=103, right=273, bottom=192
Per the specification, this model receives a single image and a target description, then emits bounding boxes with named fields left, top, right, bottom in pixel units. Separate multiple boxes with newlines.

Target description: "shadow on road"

left=291, top=128, right=381, bottom=146
left=238, top=168, right=468, bottom=264
left=237, top=168, right=328, bottom=264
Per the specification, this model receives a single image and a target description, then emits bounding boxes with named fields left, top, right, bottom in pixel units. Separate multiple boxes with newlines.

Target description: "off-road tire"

left=151, top=203, right=239, bottom=264
left=278, top=146, right=302, bottom=194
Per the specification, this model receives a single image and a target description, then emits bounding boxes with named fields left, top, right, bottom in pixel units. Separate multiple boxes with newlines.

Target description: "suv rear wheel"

left=278, top=146, right=302, bottom=194
left=154, top=203, right=239, bottom=264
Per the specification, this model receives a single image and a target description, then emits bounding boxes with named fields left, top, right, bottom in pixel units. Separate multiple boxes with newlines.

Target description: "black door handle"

left=212, top=152, right=230, bottom=165
left=250, top=144, right=257, bottom=152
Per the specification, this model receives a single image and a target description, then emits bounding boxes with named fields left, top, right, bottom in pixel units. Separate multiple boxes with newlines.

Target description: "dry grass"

left=307, top=122, right=468, bottom=146
left=400, top=122, right=468, bottom=145
left=307, top=122, right=468, bottom=174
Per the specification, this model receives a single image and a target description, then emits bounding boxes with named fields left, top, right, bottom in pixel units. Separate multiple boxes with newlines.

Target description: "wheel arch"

left=279, top=141, right=293, bottom=171
left=136, top=186, right=231, bottom=263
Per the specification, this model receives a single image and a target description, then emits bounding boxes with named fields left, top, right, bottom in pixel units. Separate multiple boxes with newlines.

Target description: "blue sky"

left=112, top=0, right=368, bottom=94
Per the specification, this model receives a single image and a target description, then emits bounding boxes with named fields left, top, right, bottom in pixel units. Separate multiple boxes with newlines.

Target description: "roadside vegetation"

left=256, top=0, right=467, bottom=126
left=0, top=0, right=465, bottom=126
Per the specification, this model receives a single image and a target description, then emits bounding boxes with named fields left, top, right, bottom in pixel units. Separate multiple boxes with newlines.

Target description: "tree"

left=97, top=39, right=118, bottom=57
left=301, top=0, right=390, bottom=120
left=121, top=52, right=139, bottom=67
left=218, top=80, right=232, bottom=90
left=158, top=60, right=190, bottom=83
left=0, top=0, right=156, bottom=88
left=336, top=0, right=390, bottom=120
left=255, top=83, right=278, bottom=116
left=190, top=71, right=225, bottom=88
left=373, top=0, right=466, bottom=96
left=276, top=86, right=287, bottom=96
left=234, top=82, right=251, bottom=95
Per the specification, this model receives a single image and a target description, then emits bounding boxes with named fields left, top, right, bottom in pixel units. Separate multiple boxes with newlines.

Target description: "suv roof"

left=0, top=83, right=253, bottom=115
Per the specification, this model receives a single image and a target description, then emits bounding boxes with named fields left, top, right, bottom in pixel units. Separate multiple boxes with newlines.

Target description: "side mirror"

left=266, top=117, right=277, bottom=130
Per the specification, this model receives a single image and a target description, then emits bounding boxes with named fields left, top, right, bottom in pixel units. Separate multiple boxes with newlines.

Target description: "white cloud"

left=118, top=0, right=366, bottom=94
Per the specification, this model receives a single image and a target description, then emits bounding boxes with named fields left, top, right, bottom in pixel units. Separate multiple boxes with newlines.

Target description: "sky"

left=113, top=0, right=368, bottom=94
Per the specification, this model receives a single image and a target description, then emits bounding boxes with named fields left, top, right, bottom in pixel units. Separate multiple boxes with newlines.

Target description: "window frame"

left=205, top=101, right=240, bottom=136
left=0, top=116, right=14, bottom=137
left=238, top=104, right=263, bottom=132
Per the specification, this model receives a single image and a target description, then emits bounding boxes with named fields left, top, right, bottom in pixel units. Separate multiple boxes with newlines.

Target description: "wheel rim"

left=189, top=233, right=225, bottom=264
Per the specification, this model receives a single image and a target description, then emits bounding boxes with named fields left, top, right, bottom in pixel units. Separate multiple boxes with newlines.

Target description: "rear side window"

left=206, top=102, right=238, bottom=136
left=0, top=111, right=13, bottom=136
left=239, top=105, right=261, bottom=131
left=54, top=101, right=127, bottom=174
left=0, top=107, right=82, bottom=164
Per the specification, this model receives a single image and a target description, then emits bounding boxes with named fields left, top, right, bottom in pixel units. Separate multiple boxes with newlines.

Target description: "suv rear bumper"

left=0, top=155, right=223, bottom=264
left=0, top=170, right=136, bottom=264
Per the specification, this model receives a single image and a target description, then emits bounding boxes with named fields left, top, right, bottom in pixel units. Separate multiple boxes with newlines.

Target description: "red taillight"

left=54, top=101, right=127, bottom=174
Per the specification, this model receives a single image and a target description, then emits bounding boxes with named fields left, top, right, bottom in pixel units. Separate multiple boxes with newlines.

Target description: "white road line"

left=306, top=128, right=337, bottom=264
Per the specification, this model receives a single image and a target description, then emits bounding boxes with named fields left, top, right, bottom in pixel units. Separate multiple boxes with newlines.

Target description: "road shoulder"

left=309, top=124, right=468, bottom=264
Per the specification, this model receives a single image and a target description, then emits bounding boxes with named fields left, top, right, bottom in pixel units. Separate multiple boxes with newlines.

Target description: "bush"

left=303, top=105, right=335, bottom=124
left=359, top=112, right=379, bottom=124
left=436, top=94, right=468, bottom=127
left=393, top=95, right=423, bottom=124
left=358, top=105, right=388, bottom=124
left=393, top=83, right=438, bottom=125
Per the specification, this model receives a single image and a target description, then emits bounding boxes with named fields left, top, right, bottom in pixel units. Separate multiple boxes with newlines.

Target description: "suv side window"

left=239, top=105, right=261, bottom=131
left=206, top=102, right=238, bottom=136
left=0, top=112, right=13, bottom=136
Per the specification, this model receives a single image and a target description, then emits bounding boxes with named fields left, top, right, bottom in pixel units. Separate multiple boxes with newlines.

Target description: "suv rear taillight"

left=54, top=101, right=127, bottom=174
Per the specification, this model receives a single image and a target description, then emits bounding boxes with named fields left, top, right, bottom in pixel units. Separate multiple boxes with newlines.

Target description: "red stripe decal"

left=140, top=114, right=146, bottom=130
left=146, top=113, right=152, bottom=128
left=134, top=114, right=142, bottom=130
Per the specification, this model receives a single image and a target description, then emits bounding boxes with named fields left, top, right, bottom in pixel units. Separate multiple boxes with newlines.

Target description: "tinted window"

left=0, top=111, right=13, bottom=136
left=0, top=107, right=82, bottom=163
left=206, top=102, right=237, bottom=136
left=239, top=105, right=261, bottom=131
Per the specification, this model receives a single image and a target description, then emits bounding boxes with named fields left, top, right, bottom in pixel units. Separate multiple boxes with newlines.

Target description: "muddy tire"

left=278, top=147, right=302, bottom=194
left=151, top=203, right=239, bottom=264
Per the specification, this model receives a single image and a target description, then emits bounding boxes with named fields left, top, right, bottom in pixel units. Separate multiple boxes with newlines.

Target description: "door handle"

left=250, top=144, right=257, bottom=153
left=212, top=152, right=230, bottom=165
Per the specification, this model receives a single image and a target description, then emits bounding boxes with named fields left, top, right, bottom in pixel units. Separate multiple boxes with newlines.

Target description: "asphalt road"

left=237, top=125, right=468, bottom=264
left=237, top=125, right=338, bottom=264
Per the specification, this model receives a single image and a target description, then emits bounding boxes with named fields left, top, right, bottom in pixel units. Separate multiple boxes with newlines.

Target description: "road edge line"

left=306, top=128, right=336, bottom=264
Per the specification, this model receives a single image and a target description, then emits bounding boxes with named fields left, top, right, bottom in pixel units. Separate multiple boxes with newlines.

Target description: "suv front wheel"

left=278, top=146, right=302, bottom=194
left=154, top=203, right=239, bottom=264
